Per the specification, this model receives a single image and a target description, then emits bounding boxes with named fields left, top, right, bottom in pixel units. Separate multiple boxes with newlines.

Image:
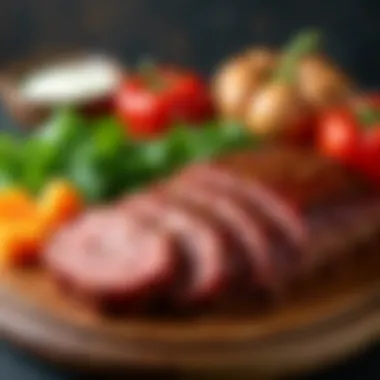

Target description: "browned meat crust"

left=43, top=146, right=379, bottom=315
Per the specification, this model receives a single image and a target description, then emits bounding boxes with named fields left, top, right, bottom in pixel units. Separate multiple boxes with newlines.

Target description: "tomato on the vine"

left=317, top=92, right=380, bottom=186
left=115, top=66, right=214, bottom=138
left=317, top=108, right=359, bottom=165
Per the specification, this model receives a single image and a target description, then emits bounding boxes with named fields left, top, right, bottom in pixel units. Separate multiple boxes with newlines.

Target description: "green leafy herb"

left=0, top=134, right=22, bottom=188
left=0, top=109, right=259, bottom=201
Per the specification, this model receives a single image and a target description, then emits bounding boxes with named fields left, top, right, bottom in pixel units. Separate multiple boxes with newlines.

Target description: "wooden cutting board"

left=1, top=251, right=380, bottom=378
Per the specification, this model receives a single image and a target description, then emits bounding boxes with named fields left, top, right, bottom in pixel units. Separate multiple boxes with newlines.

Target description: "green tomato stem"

left=273, top=29, right=322, bottom=84
left=356, top=104, right=380, bottom=128
left=138, top=59, right=164, bottom=92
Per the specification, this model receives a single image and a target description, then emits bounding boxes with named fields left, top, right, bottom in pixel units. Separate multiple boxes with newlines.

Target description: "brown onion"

left=297, top=54, right=353, bottom=109
left=244, top=82, right=308, bottom=138
left=211, top=48, right=277, bottom=120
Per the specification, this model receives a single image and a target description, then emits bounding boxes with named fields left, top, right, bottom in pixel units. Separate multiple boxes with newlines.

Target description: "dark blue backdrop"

left=0, top=0, right=379, bottom=86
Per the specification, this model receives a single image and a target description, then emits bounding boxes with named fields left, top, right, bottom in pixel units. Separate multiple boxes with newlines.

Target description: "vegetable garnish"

left=245, top=29, right=321, bottom=139
left=297, top=54, right=352, bottom=110
left=0, top=181, right=83, bottom=268
left=212, top=48, right=277, bottom=120
left=318, top=92, right=380, bottom=185
left=0, top=108, right=258, bottom=203
left=115, top=64, right=214, bottom=138
left=38, top=179, right=83, bottom=229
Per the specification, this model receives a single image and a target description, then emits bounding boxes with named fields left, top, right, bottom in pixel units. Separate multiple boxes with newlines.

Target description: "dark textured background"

left=0, top=0, right=379, bottom=378
left=0, top=0, right=379, bottom=86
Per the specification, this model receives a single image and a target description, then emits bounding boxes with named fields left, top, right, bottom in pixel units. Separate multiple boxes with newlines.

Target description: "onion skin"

left=245, top=83, right=298, bottom=133
left=212, top=48, right=277, bottom=120
left=297, top=55, right=353, bottom=109
left=244, top=82, right=312, bottom=140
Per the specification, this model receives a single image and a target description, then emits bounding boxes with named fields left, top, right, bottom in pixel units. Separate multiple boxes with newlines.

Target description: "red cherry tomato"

left=356, top=124, right=380, bottom=185
left=115, top=66, right=214, bottom=138
left=351, top=91, right=380, bottom=110
left=317, top=108, right=359, bottom=165
left=317, top=94, right=380, bottom=187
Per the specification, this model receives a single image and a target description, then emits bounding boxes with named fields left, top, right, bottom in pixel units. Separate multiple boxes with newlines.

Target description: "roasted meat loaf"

left=43, top=147, right=380, bottom=314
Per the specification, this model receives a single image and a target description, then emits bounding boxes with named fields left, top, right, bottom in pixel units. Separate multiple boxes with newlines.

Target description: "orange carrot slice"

left=38, top=179, right=83, bottom=228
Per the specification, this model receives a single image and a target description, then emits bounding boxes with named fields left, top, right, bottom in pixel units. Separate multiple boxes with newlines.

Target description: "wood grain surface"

left=1, top=248, right=379, bottom=378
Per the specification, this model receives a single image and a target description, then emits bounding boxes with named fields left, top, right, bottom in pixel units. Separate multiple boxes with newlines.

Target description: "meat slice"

left=177, top=164, right=308, bottom=269
left=305, top=197, right=380, bottom=269
left=119, top=192, right=226, bottom=306
left=176, top=146, right=373, bottom=271
left=211, top=146, right=370, bottom=207
left=44, top=207, right=176, bottom=312
left=164, top=179, right=276, bottom=291
left=43, top=145, right=380, bottom=316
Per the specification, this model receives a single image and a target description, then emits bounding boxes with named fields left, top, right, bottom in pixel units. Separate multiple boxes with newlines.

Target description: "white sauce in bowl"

left=20, top=55, right=124, bottom=106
